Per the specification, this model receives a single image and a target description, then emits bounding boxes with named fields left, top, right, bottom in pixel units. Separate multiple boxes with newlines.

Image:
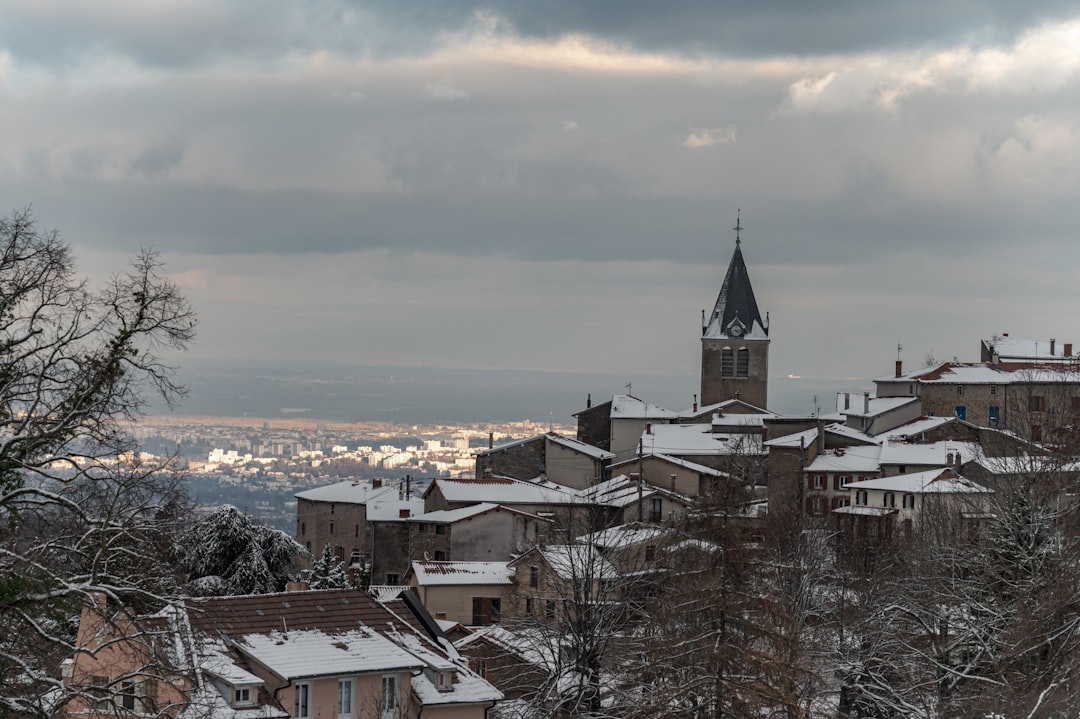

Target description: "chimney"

left=863, top=391, right=870, bottom=414
left=692, top=393, right=698, bottom=412
left=488, top=431, right=494, bottom=449
left=646, top=423, right=652, bottom=435
left=895, top=360, right=903, bottom=378
left=586, top=393, right=592, bottom=409
left=1003, top=332, right=1008, bottom=337
left=1051, top=338, right=1057, bottom=355
left=372, top=478, right=382, bottom=488
left=398, top=508, right=411, bottom=518
left=702, top=309, right=707, bottom=335
left=1066, top=343, right=1073, bottom=357
left=286, top=580, right=310, bottom=593
left=844, top=393, right=851, bottom=410
left=816, top=419, right=825, bottom=455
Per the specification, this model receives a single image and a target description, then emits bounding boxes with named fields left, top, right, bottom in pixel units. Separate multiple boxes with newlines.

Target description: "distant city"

left=134, top=360, right=870, bottom=531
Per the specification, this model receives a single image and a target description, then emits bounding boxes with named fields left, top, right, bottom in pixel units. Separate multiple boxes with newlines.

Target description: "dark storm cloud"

left=360, top=0, right=1080, bottom=56
left=2, top=1, right=1076, bottom=69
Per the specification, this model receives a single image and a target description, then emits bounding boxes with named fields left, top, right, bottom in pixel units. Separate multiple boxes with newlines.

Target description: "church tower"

left=700, top=213, right=769, bottom=409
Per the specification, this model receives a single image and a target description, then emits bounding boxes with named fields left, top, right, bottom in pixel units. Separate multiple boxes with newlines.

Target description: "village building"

left=406, top=561, right=516, bottom=626
left=607, top=452, right=729, bottom=498
left=474, top=431, right=614, bottom=489
left=294, top=479, right=421, bottom=573
left=62, top=589, right=502, bottom=719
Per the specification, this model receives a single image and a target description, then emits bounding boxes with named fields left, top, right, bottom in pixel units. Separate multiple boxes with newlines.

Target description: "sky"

left=1, top=1, right=1079, bottom=415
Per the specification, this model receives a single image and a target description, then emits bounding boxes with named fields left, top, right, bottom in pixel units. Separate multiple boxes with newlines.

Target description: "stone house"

left=474, top=432, right=614, bottom=490
left=607, top=452, right=729, bottom=497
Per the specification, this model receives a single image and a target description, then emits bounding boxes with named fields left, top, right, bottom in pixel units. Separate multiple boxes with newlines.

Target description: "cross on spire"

left=734, top=209, right=743, bottom=246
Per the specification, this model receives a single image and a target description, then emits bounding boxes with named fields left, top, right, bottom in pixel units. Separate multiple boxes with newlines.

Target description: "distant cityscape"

left=131, top=415, right=575, bottom=531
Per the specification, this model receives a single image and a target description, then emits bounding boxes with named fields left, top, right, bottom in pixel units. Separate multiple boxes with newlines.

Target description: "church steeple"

left=703, top=212, right=768, bottom=340
left=699, top=211, right=770, bottom=410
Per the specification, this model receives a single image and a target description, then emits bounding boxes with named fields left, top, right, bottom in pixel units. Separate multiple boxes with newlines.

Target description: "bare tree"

left=0, top=209, right=196, bottom=716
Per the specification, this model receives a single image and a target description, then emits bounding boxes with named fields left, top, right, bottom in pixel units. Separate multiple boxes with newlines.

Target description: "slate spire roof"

left=703, top=212, right=768, bottom=339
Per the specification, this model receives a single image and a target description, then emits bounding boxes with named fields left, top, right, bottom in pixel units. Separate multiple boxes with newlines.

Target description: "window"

left=525, top=597, right=534, bottom=615
left=956, top=385, right=964, bottom=397
left=721, top=347, right=734, bottom=377
left=476, top=659, right=488, bottom=679
left=883, top=492, right=896, bottom=508
left=472, top=597, right=501, bottom=625
left=529, top=566, right=539, bottom=588
left=234, top=687, right=252, bottom=705
left=295, top=683, right=311, bottom=718
left=331, top=503, right=335, bottom=515
left=955, top=405, right=966, bottom=421
left=990, top=384, right=998, bottom=396
left=338, top=679, right=353, bottom=718
left=89, top=675, right=109, bottom=700
left=330, top=521, right=335, bottom=535
left=435, top=524, right=446, bottom=535
left=386, top=573, right=399, bottom=585
left=419, top=523, right=428, bottom=533
left=121, top=681, right=136, bottom=711
left=903, top=494, right=916, bottom=509
left=736, top=348, right=749, bottom=377
left=810, top=496, right=824, bottom=515
left=1030, top=395, right=1046, bottom=412
left=382, top=675, right=399, bottom=718
left=856, top=490, right=868, bottom=506
left=1032, top=425, right=1043, bottom=442
left=832, top=497, right=850, bottom=509
left=989, top=405, right=1000, bottom=427
left=545, top=600, right=556, bottom=620
left=809, top=474, right=826, bottom=490
left=649, top=497, right=663, bottom=522
left=645, top=545, right=657, bottom=561
left=301, top=522, right=306, bottom=536
left=836, top=475, right=850, bottom=489
left=335, top=545, right=344, bottom=560
left=305, top=541, right=311, bottom=552
left=355, top=524, right=360, bottom=538
left=434, top=550, right=447, bottom=561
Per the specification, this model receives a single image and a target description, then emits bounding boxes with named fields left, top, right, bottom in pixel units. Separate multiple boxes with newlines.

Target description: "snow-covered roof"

left=475, top=432, right=614, bottom=460
left=411, top=502, right=551, bottom=525
left=876, top=415, right=957, bottom=439
left=429, top=477, right=586, bottom=505
left=410, top=561, right=514, bottom=587
left=878, top=440, right=978, bottom=467
left=833, top=505, right=897, bottom=517
left=367, top=490, right=425, bottom=521
left=572, top=475, right=689, bottom=509
left=177, top=682, right=288, bottom=719
left=576, top=523, right=671, bottom=549
left=678, top=398, right=771, bottom=419
left=984, top=335, right=1072, bottom=360
left=881, top=362, right=1080, bottom=385
left=609, top=452, right=728, bottom=477
left=804, top=446, right=882, bottom=473
left=455, top=625, right=558, bottom=670
left=610, top=394, right=677, bottom=420
left=640, top=423, right=764, bottom=457
left=840, top=395, right=919, bottom=418
left=536, top=545, right=617, bottom=581
left=236, top=627, right=422, bottom=681
left=844, top=468, right=992, bottom=494
left=295, top=480, right=386, bottom=504
left=764, top=427, right=818, bottom=449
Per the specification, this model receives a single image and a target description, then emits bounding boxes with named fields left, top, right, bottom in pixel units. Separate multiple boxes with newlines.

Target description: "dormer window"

left=437, top=669, right=455, bottom=691
left=234, top=687, right=252, bottom=706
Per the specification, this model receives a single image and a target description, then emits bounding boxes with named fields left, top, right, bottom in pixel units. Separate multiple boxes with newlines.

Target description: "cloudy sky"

left=1, top=1, right=1079, bottom=412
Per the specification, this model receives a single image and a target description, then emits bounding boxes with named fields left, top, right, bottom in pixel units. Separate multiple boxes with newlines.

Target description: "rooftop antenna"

left=625, top=382, right=632, bottom=396
left=734, top=208, right=743, bottom=246
left=897, top=343, right=903, bottom=361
